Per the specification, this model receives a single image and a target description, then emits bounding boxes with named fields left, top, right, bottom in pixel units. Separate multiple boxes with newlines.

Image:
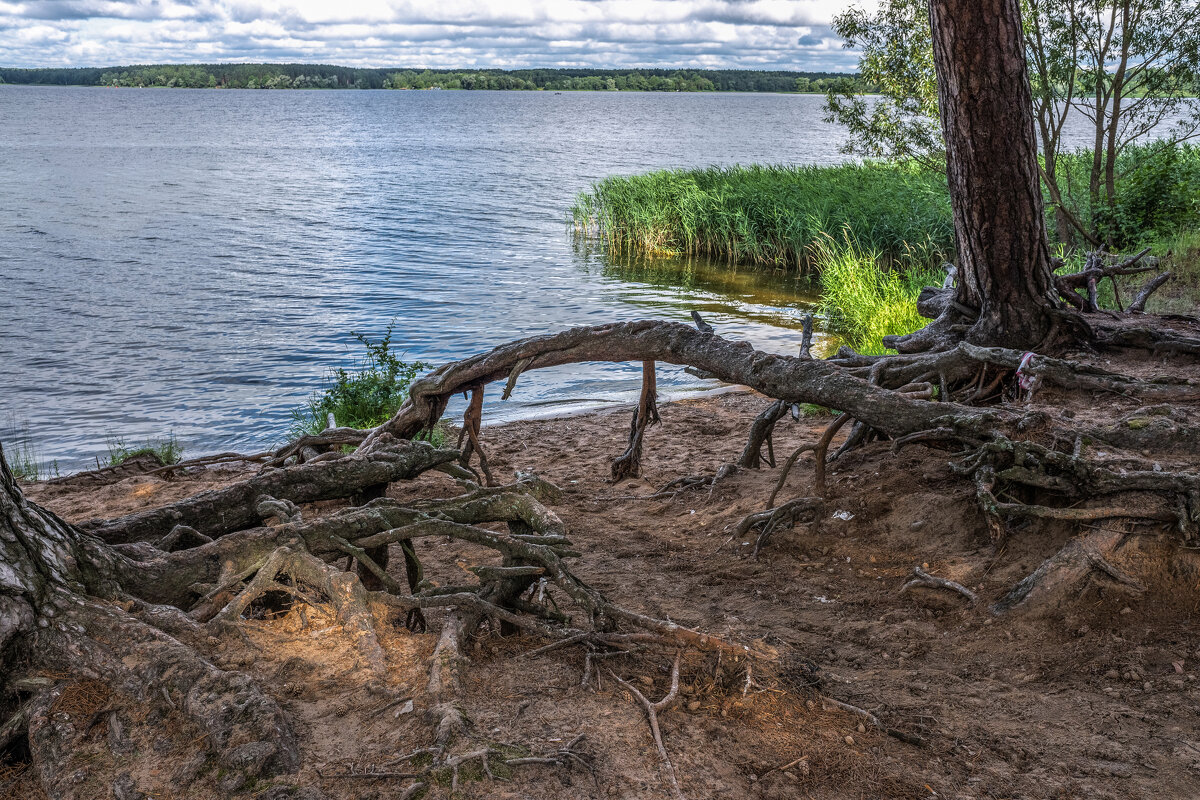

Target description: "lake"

left=0, top=87, right=1170, bottom=471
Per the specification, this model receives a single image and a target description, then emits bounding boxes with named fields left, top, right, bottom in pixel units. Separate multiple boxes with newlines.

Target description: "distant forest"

left=0, top=64, right=865, bottom=93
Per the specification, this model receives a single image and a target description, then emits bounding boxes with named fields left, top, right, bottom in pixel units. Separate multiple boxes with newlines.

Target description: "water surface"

left=0, top=87, right=1178, bottom=470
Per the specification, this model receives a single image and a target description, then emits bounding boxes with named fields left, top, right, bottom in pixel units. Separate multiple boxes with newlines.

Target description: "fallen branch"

left=899, top=566, right=979, bottom=604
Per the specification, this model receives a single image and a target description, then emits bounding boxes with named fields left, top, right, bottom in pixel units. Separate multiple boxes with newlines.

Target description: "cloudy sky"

left=0, top=0, right=867, bottom=71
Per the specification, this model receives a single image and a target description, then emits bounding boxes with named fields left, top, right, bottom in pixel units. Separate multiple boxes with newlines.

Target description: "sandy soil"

left=15, top=386, right=1200, bottom=800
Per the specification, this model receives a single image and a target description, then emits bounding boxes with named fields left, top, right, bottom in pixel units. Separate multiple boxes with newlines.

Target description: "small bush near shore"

left=815, top=234, right=942, bottom=354
left=104, top=435, right=183, bottom=467
left=291, top=322, right=430, bottom=438
left=571, top=162, right=955, bottom=270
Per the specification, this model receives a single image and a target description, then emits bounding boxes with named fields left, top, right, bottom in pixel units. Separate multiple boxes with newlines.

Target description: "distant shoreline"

left=0, top=64, right=868, bottom=93
left=0, top=83, right=856, bottom=95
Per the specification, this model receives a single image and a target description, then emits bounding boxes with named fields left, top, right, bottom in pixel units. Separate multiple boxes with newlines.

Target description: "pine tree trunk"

left=929, top=0, right=1060, bottom=348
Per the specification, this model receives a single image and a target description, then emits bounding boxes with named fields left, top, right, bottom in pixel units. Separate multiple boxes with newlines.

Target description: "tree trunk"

left=0, top=445, right=301, bottom=795
left=928, top=0, right=1060, bottom=348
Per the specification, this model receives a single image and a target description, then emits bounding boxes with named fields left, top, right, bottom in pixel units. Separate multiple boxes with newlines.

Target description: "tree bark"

left=928, top=0, right=1060, bottom=348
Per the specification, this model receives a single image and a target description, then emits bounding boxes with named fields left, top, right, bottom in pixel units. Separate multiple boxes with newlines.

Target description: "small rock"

left=921, top=562, right=930, bottom=569
left=112, top=773, right=145, bottom=800
left=1105, top=669, right=1120, bottom=680
left=687, top=700, right=701, bottom=712
left=1143, top=681, right=1153, bottom=692
left=857, top=722, right=866, bottom=733
left=844, top=735, right=855, bottom=746
left=1120, top=606, right=1133, bottom=615
left=910, top=521, right=925, bottom=531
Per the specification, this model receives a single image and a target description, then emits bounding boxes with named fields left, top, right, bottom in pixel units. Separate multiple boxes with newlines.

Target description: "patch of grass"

left=814, top=233, right=941, bottom=355
left=291, top=321, right=432, bottom=438
left=1, top=417, right=58, bottom=481
left=571, top=162, right=955, bottom=270
left=104, top=434, right=183, bottom=467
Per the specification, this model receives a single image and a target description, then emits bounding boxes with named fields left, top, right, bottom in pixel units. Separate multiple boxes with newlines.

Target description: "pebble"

left=1143, top=681, right=1153, bottom=692
left=1120, top=606, right=1133, bottom=615
left=844, top=735, right=855, bottom=745
left=687, top=700, right=701, bottom=712
left=1105, top=669, right=1120, bottom=680
left=857, top=722, right=866, bottom=733
left=910, top=520, right=925, bottom=531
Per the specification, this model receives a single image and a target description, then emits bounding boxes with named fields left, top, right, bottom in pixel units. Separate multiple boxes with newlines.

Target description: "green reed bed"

left=571, top=162, right=955, bottom=270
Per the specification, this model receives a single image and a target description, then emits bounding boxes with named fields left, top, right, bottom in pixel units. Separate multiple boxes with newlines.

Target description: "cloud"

left=0, top=0, right=861, bottom=70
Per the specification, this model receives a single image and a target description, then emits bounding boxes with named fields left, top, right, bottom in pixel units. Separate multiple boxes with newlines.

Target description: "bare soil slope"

left=14, top=385, right=1200, bottom=800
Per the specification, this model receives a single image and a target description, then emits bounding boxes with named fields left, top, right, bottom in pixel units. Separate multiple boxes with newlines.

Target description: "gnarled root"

left=612, top=360, right=661, bottom=481
left=81, top=438, right=459, bottom=544
left=26, top=597, right=299, bottom=795
left=991, top=528, right=1145, bottom=615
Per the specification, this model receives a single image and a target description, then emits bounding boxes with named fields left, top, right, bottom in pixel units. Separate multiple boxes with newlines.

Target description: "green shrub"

left=104, top=435, right=183, bottom=467
left=291, top=322, right=430, bottom=437
left=815, top=233, right=941, bottom=354
left=1054, top=142, right=1200, bottom=249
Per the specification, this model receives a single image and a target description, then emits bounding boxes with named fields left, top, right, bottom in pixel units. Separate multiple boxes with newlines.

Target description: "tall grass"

left=1, top=416, right=59, bottom=481
left=814, top=234, right=942, bottom=354
left=571, top=162, right=955, bottom=270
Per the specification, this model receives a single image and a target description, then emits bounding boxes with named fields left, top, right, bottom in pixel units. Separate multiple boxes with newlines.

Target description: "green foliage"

left=826, top=0, right=1200, bottom=245
left=291, top=322, right=429, bottom=438
left=1090, top=143, right=1200, bottom=248
left=1055, top=142, right=1200, bottom=248
left=0, top=65, right=863, bottom=93
left=814, top=234, right=942, bottom=355
left=104, top=435, right=183, bottom=467
left=824, top=0, right=944, bottom=168
left=571, top=162, right=954, bottom=270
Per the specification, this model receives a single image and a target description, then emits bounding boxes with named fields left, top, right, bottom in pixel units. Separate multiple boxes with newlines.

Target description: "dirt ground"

left=16, top=385, right=1200, bottom=800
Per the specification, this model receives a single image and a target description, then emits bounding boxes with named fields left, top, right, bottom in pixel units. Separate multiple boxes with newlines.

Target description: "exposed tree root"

left=739, top=399, right=789, bottom=469
left=612, top=360, right=661, bottom=481
left=991, top=528, right=1145, bottom=615
left=81, top=438, right=459, bottom=543
left=610, top=652, right=685, bottom=800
